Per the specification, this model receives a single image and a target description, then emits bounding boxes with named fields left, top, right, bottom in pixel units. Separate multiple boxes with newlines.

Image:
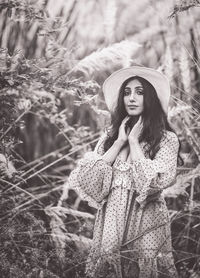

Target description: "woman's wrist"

left=129, top=138, right=145, bottom=161
left=101, top=138, right=124, bottom=166
left=115, top=138, right=125, bottom=148
left=128, top=137, right=139, bottom=145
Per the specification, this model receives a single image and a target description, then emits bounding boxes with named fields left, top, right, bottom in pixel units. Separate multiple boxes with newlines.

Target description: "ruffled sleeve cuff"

left=66, top=166, right=102, bottom=209
left=65, top=132, right=113, bottom=209
left=66, top=152, right=113, bottom=208
left=76, top=151, right=113, bottom=204
left=128, top=132, right=179, bottom=207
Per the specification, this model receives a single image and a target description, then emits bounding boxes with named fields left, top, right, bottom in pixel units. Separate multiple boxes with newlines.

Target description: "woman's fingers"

left=128, top=116, right=143, bottom=141
left=117, top=116, right=130, bottom=143
left=127, top=126, right=131, bottom=135
left=120, top=116, right=130, bottom=131
left=136, top=116, right=142, bottom=124
left=135, top=116, right=143, bottom=128
left=122, top=116, right=130, bottom=125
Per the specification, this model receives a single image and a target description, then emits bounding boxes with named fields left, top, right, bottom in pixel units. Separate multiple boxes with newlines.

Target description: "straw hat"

left=102, top=66, right=171, bottom=114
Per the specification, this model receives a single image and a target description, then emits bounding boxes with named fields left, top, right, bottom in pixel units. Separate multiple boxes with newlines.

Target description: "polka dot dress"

left=67, top=131, right=179, bottom=278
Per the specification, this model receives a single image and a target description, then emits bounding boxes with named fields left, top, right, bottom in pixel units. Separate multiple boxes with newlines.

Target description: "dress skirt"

left=85, top=185, right=178, bottom=278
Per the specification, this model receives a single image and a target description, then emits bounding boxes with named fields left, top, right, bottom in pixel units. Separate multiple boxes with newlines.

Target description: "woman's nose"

left=129, top=92, right=136, bottom=102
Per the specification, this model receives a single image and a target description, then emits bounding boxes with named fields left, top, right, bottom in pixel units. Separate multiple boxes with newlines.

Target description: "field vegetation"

left=0, top=0, right=200, bottom=277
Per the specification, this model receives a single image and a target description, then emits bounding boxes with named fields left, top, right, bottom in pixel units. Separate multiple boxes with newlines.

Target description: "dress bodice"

left=111, top=141, right=150, bottom=190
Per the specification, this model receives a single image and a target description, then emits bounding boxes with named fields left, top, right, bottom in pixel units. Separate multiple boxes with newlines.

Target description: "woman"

left=68, top=66, right=182, bottom=278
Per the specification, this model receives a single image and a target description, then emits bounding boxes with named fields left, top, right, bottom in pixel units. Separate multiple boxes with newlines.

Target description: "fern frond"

left=45, top=206, right=67, bottom=262
left=133, top=25, right=167, bottom=43
left=179, top=46, right=191, bottom=95
left=169, top=0, right=200, bottom=18
left=163, top=45, right=174, bottom=82
left=0, top=153, right=16, bottom=179
left=163, top=164, right=200, bottom=198
left=70, top=40, right=141, bottom=76
left=168, top=104, right=191, bottom=119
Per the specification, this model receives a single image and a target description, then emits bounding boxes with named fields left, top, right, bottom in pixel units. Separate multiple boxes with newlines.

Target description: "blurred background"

left=0, top=0, right=200, bottom=277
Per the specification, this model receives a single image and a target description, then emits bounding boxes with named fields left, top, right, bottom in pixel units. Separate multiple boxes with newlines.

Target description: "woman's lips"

left=128, top=105, right=138, bottom=108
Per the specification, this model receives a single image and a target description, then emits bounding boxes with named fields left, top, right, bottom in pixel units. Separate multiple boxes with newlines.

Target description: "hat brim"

left=102, top=66, right=171, bottom=114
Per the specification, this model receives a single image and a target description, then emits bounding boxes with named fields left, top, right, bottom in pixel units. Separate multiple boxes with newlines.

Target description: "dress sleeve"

left=131, top=131, right=179, bottom=207
left=66, top=131, right=113, bottom=209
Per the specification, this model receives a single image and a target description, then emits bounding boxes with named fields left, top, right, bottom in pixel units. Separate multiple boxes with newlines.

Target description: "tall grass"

left=0, top=0, right=200, bottom=277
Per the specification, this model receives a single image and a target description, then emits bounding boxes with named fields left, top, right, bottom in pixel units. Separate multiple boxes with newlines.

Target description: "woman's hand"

left=116, top=116, right=130, bottom=145
left=128, top=116, right=143, bottom=143
left=103, top=116, right=130, bottom=164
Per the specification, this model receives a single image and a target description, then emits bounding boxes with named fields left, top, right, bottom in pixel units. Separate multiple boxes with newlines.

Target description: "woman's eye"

left=136, top=90, right=144, bottom=95
left=124, top=89, right=131, bottom=96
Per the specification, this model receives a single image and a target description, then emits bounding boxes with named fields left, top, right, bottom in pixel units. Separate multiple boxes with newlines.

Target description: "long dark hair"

left=104, top=76, right=183, bottom=165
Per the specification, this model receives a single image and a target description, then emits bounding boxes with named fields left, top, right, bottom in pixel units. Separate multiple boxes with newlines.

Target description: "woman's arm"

left=102, top=116, right=130, bottom=165
left=102, top=139, right=124, bottom=165
left=129, top=139, right=145, bottom=162
left=67, top=117, right=130, bottom=207
left=127, top=116, right=145, bottom=162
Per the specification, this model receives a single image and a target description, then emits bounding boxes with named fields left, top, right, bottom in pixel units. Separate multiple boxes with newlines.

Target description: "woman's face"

left=123, top=79, right=144, bottom=116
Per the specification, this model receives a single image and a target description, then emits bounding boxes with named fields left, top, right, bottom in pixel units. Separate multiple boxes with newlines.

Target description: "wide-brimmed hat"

left=102, top=66, right=171, bottom=114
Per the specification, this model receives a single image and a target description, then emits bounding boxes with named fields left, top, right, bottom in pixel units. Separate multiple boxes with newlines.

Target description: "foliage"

left=0, top=0, right=200, bottom=277
left=169, top=0, right=200, bottom=18
left=0, top=204, right=57, bottom=278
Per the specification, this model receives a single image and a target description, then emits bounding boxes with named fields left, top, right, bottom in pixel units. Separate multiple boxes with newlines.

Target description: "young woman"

left=68, top=66, right=182, bottom=278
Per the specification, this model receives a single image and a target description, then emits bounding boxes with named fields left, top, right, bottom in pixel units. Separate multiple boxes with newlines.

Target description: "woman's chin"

left=127, top=111, right=142, bottom=116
